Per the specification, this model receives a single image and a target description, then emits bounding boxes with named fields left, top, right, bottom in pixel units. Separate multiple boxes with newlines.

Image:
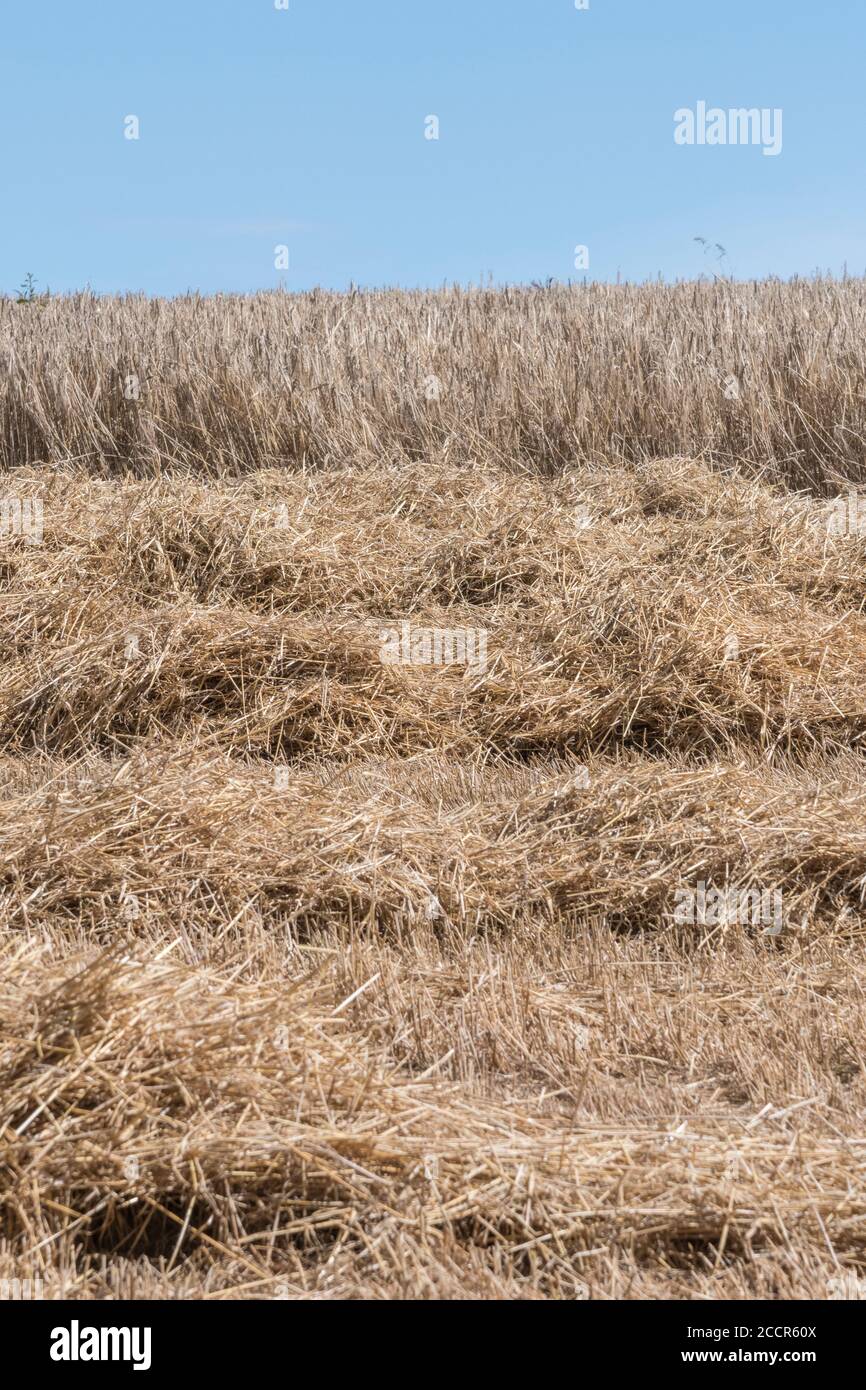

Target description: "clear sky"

left=2, top=0, right=864, bottom=295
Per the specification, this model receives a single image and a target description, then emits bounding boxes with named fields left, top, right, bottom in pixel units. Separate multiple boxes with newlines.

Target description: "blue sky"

left=2, top=0, right=864, bottom=295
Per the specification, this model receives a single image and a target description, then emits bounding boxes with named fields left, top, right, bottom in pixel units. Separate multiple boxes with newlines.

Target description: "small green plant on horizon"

left=16, top=272, right=38, bottom=304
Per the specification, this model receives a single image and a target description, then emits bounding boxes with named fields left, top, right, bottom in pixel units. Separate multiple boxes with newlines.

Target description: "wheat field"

left=0, top=279, right=864, bottom=1301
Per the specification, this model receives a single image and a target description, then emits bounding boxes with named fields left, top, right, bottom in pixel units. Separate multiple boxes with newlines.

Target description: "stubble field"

left=0, top=278, right=865, bottom=1300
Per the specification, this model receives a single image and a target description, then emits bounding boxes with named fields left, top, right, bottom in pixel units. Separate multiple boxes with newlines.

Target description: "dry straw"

left=0, top=282, right=864, bottom=1299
